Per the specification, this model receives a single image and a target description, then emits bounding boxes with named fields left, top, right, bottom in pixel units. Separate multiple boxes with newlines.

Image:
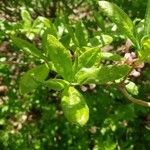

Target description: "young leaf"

left=98, top=1, right=136, bottom=45
left=144, top=0, right=150, bottom=36
left=61, top=86, right=89, bottom=126
left=43, top=79, right=69, bottom=91
left=125, top=81, right=139, bottom=95
left=75, top=21, right=88, bottom=47
left=12, top=37, right=45, bottom=59
left=19, top=64, right=49, bottom=94
left=21, top=9, right=32, bottom=29
left=46, top=35, right=73, bottom=82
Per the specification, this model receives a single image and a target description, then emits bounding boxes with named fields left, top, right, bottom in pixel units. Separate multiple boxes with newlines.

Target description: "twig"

left=118, top=83, right=150, bottom=107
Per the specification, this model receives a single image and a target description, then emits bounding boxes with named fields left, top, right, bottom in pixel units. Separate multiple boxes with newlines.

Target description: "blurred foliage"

left=0, top=0, right=150, bottom=150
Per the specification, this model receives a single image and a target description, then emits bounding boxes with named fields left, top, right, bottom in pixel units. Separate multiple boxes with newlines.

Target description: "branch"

left=118, top=83, right=150, bottom=107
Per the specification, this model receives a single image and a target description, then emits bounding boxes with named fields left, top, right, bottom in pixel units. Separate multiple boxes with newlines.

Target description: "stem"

left=118, top=83, right=150, bottom=107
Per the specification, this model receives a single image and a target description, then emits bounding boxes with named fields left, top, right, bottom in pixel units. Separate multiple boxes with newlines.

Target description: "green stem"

left=118, top=83, right=150, bottom=107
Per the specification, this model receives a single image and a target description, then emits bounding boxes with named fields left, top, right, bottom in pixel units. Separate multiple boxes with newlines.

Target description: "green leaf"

left=75, top=67, right=99, bottom=84
left=46, top=35, right=73, bottom=82
left=76, top=65, right=130, bottom=84
left=33, top=17, right=57, bottom=37
left=140, top=36, right=150, bottom=62
left=75, top=21, right=88, bottom=47
left=21, top=9, right=32, bottom=29
left=19, top=64, right=49, bottom=94
left=125, top=81, right=139, bottom=95
left=60, top=34, right=71, bottom=49
left=76, top=47, right=100, bottom=71
left=88, top=35, right=113, bottom=47
left=101, top=52, right=122, bottom=61
left=98, top=1, right=136, bottom=45
left=12, top=37, right=45, bottom=59
left=43, top=79, right=69, bottom=91
left=144, top=0, right=150, bottom=36
left=61, top=86, right=89, bottom=126
left=93, top=11, right=105, bottom=31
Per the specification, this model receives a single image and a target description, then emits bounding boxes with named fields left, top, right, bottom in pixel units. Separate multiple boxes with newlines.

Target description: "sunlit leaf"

left=46, top=35, right=73, bottom=81
left=61, top=86, right=89, bottom=126
left=98, top=1, right=136, bottom=45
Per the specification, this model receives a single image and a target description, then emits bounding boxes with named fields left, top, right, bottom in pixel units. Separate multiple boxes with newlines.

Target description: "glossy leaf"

left=98, top=1, right=136, bottom=45
left=46, top=35, right=73, bottom=81
left=61, top=86, right=89, bottom=126
left=19, top=64, right=49, bottom=94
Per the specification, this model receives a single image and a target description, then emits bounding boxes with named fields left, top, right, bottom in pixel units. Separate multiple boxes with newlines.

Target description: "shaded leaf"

left=75, top=21, right=88, bottom=47
left=43, top=79, right=69, bottom=91
left=19, top=64, right=49, bottom=94
left=12, top=37, right=45, bottom=59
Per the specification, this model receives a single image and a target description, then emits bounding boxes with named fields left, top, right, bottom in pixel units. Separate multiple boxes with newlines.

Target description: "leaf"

left=61, top=86, right=89, bottom=126
left=75, top=67, right=99, bottom=84
left=12, top=37, right=45, bottom=59
left=144, top=0, right=150, bottom=36
left=19, top=64, right=49, bottom=94
left=88, top=35, right=113, bottom=47
left=76, top=47, right=100, bottom=71
left=75, top=21, right=88, bottom=47
left=76, top=65, right=130, bottom=84
left=125, top=81, right=139, bottom=95
left=140, top=36, right=150, bottom=63
left=101, top=52, right=122, bottom=61
left=46, top=35, right=73, bottom=82
left=98, top=1, right=136, bottom=45
left=93, top=11, right=105, bottom=31
left=59, top=34, right=71, bottom=49
left=33, top=17, right=57, bottom=37
left=21, top=9, right=32, bottom=29
left=43, top=79, right=69, bottom=91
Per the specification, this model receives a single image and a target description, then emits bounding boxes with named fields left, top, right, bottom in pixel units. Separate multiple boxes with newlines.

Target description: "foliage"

left=0, top=0, right=150, bottom=149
